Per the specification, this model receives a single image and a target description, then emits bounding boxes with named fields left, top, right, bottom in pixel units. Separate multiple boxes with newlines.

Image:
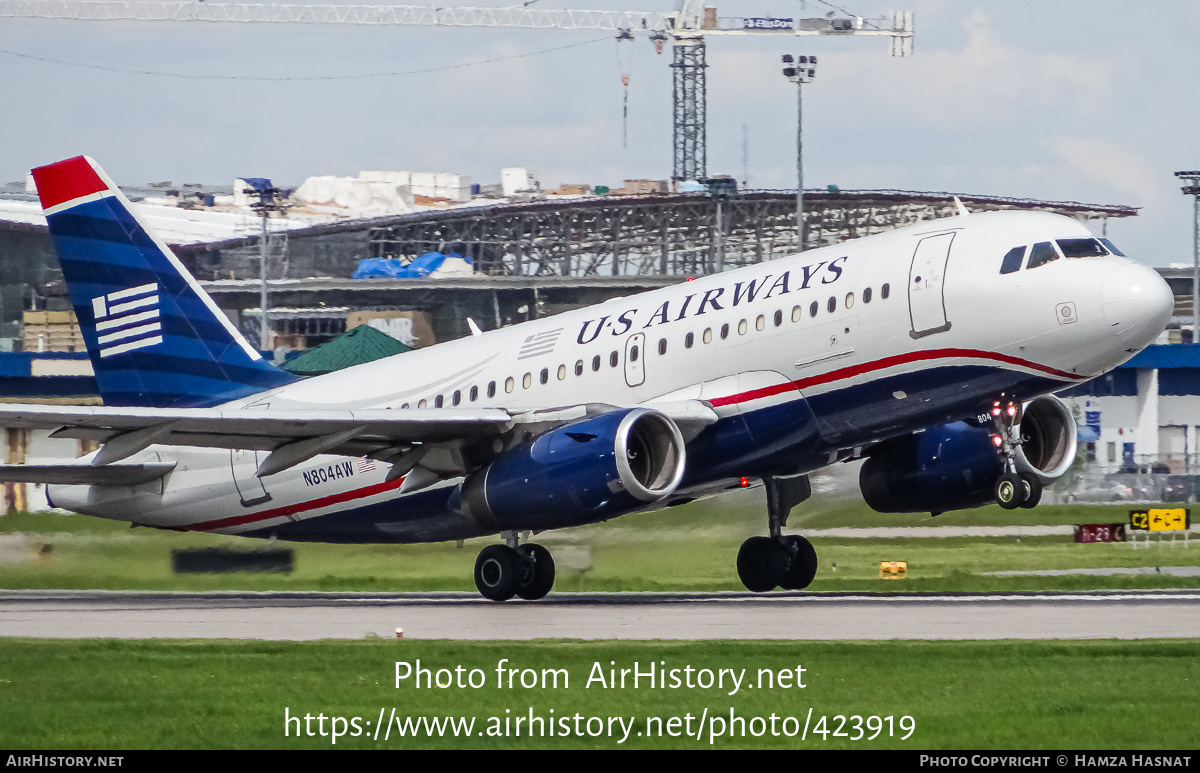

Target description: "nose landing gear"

left=736, top=474, right=818, bottom=592
left=474, top=532, right=556, bottom=601
left=989, top=399, right=1041, bottom=509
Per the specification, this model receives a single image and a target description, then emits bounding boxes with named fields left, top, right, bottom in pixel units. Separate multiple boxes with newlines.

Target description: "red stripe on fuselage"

left=709, top=349, right=1079, bottom=409
left=190, top=477, right=405, bottom=532
left=31, top=156, right=109, bottom=211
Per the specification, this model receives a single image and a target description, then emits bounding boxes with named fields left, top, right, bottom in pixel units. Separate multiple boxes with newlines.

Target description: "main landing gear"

left=473, top=532, right=556, bottom=601
left=736, top=474, right=819, bottom=593
left=989, top=399, right=1041, bottom=510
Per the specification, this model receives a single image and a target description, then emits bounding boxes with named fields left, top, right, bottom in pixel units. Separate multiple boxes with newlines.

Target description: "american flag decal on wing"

left=91, top=282, right=162, bottom=358
left=518, top=328, right=562, bottom=360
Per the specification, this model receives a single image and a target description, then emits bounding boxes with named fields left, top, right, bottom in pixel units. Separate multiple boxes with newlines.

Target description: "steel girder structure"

left=360, top=190, right=1136, bottom=280
left=671, top=39, right=707, bottom=183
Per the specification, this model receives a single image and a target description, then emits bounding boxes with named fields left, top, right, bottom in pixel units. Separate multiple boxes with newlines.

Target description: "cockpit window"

left=1099, top=238, right=1126, bottom=257
left=1057, top=238, right=1107, bottom=258
left=1026, top=241, right=1059, bottom=270
left=1000, top=246, right=1025, bottom=275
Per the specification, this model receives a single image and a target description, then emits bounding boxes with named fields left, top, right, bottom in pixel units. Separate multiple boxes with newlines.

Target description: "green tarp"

left=281, top=324, right=412, bottom=376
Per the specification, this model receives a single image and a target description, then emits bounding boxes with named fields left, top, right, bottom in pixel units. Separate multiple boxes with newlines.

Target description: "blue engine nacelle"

left=859, top=395, right=1077, bottom=514
left=459, top=407, right=686, bottom=531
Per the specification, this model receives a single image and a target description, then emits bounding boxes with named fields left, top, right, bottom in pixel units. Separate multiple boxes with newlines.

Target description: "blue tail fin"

left=32, top=155, right=298, bottom=408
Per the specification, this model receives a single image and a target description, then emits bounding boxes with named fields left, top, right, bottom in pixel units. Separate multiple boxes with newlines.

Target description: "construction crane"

left=0, top=0, right=913, bottom=182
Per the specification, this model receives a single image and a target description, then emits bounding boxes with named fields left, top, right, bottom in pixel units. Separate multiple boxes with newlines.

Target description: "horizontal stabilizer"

left=0, top=463, right=176, bottom=487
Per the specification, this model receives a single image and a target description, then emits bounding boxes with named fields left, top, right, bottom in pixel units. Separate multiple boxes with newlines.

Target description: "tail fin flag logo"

left=92, top=283, right=162, bottom=358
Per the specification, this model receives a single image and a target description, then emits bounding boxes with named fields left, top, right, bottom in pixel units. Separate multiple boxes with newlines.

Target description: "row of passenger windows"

left=398, top=284, right=891, bottom=408
left=999, top=237, right=1125, bottom=275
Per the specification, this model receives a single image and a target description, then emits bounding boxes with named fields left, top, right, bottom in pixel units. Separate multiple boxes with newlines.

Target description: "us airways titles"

left=575, top=257, right=849, bottom=345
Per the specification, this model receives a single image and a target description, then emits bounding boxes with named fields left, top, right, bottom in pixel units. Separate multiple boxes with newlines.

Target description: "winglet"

left=467, top=318, right=483, bottom=337
left=953, top=196, right=970, bottom=217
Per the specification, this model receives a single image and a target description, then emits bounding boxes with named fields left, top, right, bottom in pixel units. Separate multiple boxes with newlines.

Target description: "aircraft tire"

left=515, top=543, right=555, bottom=600
left=737, top=536, right=787, bottom=592
left=779, top=535, right=818, bottom=590
left=1018, top=473, right=1042, bottom=509
left=474, top=544, right=521, bottom=601
left=994, top=473, right=1022, bottom=510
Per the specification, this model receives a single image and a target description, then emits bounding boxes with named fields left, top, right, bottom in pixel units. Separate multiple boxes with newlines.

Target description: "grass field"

left=0, top=638, right=1195, bottom=749
left=1, top=494, right=1195, bottom=751
left=0, top=492, right=1195, bottom=593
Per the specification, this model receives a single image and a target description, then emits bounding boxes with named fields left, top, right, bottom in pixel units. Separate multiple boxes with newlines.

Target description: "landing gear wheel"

left=779, top=535, right=818, bottom=590
left=1018, top=473, right=1042, bottom=509
left=474, top=544, right=521, bottom=601
left=737, top=536, right=787, bottom=592
left=995, top=472, right=1022, bottom=510
left=515, top=543, right=555, bottom=600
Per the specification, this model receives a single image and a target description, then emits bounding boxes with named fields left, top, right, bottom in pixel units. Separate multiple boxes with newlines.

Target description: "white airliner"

left=0, top=156, right=1174, bottom=600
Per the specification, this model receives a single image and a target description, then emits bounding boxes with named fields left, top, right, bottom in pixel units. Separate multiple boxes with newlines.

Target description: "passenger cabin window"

left=504, top=377, right=514, bottom=393
left=658, top=338, right=667, bottom=355
left=575, top=360, right=584, bottom=376
left=1026, top=241, right=1059, bottom=270
left=1057, top=238, right=1108, bottom=258
left=999, top=246, right=1025, bottom=274
left=540, top=368, right=549, bottom=385
left=592, top=355, right=601, bottom=371
left=881, top=283, right=890, bottom=299
left=487, top=381, right=496, bottom=397
left=452, top=390, right=461, bottom=406
left=685, top=332, right=695, bottom=348
left=557, top=365, right=566, bottom=380
left=470, top=386, right=479, bottom=401
left=434, top=395, right=444, bottom=408
left=863, top=287, right=873, bottom=303
left=809, top=301, right=818, bottom=318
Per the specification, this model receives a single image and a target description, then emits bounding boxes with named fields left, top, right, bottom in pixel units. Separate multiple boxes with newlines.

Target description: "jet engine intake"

left=859, top=395, right=1077, bottom=514
left=460, top=407, right=686, bottom=531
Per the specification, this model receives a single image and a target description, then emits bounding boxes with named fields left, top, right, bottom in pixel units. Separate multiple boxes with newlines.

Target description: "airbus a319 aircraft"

left=0, top=156, right=1173, bottom=600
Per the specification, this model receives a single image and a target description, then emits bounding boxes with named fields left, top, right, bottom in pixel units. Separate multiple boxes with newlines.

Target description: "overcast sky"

left=1, top=0, right=1197, bottom=265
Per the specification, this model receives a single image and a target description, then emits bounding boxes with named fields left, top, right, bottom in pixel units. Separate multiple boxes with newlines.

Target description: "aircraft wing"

left=0, top=400, right=715, bottom=481
left=0, top=404, right=515, bottom=470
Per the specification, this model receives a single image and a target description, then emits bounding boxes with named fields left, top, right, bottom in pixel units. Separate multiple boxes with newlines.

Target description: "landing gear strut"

left=473, top=532, right=556, bottom=601
left=736, top=475, right=818, bottom=592
left=989, top=399, right=1041, bottom=509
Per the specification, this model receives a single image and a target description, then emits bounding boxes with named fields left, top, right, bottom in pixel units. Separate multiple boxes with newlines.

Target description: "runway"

left=1, top=589, right=1197, bottom=641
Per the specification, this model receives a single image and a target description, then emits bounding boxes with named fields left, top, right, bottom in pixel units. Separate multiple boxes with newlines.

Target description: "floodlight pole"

left=1177, top=171, right=1200, bottom=342
left=783, top=55, right=816, bottom=251
left=246, top=184, right=287, bottom=352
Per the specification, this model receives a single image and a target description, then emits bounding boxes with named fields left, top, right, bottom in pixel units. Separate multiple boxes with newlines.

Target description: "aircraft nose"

left=1101, top=262, right=1174, bottom=349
